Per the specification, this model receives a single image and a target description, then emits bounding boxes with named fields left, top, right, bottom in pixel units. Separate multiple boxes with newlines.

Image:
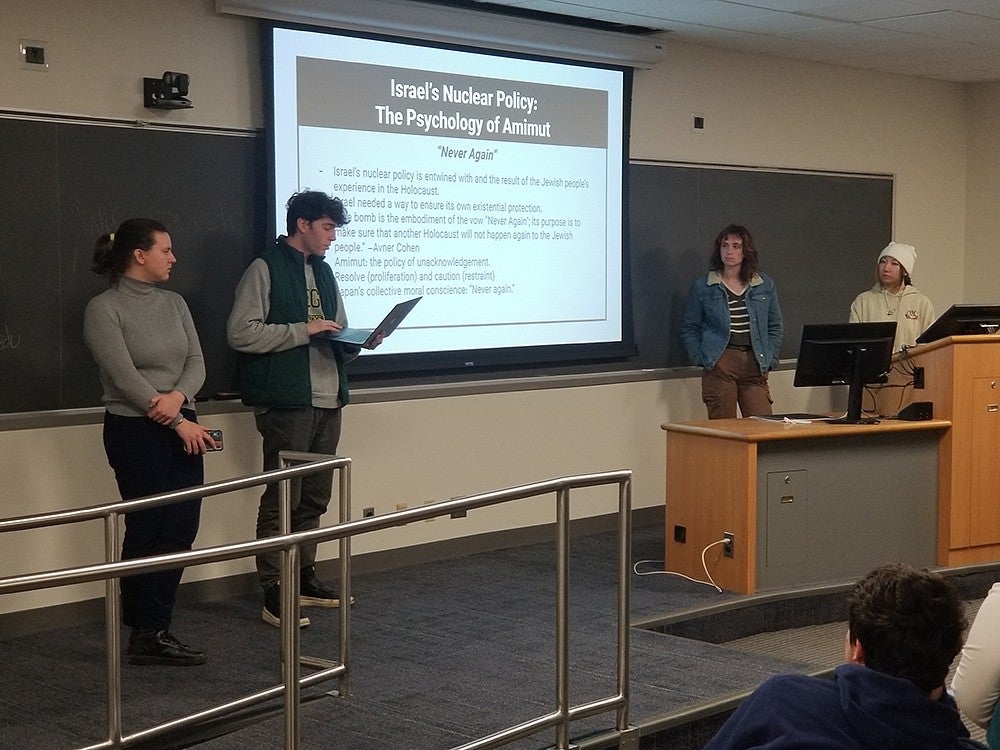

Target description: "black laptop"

left=327, top=296, right=421, bottom=349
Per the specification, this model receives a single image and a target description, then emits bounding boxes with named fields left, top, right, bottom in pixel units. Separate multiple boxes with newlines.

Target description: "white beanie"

left=878, top=242, right=916, bottom=276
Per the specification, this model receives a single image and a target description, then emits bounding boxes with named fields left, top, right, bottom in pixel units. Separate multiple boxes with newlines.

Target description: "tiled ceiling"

left=465, top=0, right=1000, bottom=82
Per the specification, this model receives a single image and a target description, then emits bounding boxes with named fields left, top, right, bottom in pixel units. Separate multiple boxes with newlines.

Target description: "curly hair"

left=709, top=224, right=759, bottom=285
left=847, top=563, right=967, bottom=692
left=285, top=190, right=350, bottom=236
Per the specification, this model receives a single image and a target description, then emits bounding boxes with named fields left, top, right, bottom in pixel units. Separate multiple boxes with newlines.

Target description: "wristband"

left=169, top=413, right=185, bottom=430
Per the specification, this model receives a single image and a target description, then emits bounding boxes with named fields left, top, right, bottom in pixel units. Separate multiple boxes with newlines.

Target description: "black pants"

left=103, top=411, right=203, bottom=631
left=254, top=407, right=341, bottom=589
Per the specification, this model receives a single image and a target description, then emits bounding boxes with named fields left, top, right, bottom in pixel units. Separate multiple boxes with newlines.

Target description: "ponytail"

left=91, top=219, right=167, bottom=284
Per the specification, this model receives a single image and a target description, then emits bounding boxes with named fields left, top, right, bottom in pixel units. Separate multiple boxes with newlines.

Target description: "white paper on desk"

left=750, top=415, right=826, bottom=424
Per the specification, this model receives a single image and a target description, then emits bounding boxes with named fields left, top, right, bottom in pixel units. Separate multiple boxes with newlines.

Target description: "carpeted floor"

left=1, top=523, right=994, bottom=749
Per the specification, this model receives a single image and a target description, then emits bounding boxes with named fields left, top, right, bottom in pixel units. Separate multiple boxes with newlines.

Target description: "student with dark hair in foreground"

left=705, top=563, right=986, bottom=750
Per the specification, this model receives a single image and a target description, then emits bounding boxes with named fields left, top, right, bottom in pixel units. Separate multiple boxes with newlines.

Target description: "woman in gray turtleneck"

left=84, top=218, right=217, bottom=667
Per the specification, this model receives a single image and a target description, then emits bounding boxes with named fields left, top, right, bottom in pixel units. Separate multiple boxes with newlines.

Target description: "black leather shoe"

left=127, top=629, right=206, bottom=666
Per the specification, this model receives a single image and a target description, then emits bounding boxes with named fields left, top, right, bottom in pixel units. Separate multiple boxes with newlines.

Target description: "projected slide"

left=270, top=27, right=628, bottom=365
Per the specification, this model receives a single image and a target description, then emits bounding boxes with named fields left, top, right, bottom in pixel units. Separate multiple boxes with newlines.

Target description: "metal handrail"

left=1, top=451, right=350, bottom=750
left=0, top=461, right=633, bottom=750
left=0, top=453, right=341, bottom=534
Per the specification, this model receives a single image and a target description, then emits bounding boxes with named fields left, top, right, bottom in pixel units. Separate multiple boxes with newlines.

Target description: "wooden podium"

left=661, top=418, right=948, bottom=594
left=882, top=335, right=1000, bottom=566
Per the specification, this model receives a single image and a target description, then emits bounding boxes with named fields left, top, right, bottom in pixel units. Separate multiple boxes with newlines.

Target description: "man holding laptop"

left=227, top=190, right=376, bottom=627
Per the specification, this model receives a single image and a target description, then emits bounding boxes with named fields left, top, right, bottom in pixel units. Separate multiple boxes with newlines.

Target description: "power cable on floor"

left=633, top=538, right=728, bottom=593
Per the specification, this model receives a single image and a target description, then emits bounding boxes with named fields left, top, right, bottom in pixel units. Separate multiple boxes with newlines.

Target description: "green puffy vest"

left=237, top=240, right=350, bottom=408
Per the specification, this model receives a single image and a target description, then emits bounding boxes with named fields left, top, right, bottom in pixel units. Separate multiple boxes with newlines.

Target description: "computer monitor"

left=794, top=322, right=897, bottom=424
left=915, top=304, right=1000, bottom=345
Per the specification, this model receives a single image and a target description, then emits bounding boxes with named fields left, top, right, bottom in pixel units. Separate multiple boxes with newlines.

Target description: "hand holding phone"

left=206, top=429, right=224, bottom=451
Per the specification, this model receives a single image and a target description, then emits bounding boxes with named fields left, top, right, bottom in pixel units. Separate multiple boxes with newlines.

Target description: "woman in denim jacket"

left=680, top=224, right=783, bottom=419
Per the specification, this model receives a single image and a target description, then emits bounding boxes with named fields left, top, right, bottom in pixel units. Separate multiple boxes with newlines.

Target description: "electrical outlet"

left=362, top=506, right=375, bottom=518
left=723, top=532, right=735, bottom=558
left=20, top=39, right=49, bottom=71
left=913, top=366, right=925, bottom=389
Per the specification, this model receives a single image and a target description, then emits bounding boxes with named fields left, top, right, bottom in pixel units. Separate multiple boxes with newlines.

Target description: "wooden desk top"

left=660, top=416, right=952, bottom=443
left=899, top=334, right=1000, bottom=360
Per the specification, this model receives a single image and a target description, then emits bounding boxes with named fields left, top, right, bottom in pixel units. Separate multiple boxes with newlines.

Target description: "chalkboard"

left=0, top=117, right=892, bottom=415
left=628, top=162, right=893, bottom=368
left=0, top=117, right=264, bottom=414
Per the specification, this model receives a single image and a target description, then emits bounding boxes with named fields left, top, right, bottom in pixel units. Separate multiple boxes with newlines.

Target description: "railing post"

left=617, top=478, right=632, bottom=731
left=338, top=461, right=351, bottom=697
left=555, top=486, right=571, bottom=750
left=278, top=461, right=301, bottom=749
left=104, top=512, right=123, bottom=747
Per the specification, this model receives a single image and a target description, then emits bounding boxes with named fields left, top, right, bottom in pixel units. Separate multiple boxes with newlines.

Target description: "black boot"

left=127, top=628, right=206, bottom=666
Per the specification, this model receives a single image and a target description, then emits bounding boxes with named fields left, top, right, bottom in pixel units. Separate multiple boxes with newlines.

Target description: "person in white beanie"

left=849, top=242, right=935, bottom=352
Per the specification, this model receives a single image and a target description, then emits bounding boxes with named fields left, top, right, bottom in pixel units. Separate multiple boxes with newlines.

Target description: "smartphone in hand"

left=206, top=429, right=224, bottom=451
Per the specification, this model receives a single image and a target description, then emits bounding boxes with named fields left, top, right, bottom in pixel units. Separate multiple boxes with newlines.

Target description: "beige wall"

left=2, top=0, right=261, bottom=129
left=0, top=0, right=988, bottom=612
left=965, top=80, right=1000, bottom=303
left=632, top=41, right=969, bottom=309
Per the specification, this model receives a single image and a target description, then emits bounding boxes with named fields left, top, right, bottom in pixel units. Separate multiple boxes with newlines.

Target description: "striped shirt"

left=726, top=286, right=751, bottom=348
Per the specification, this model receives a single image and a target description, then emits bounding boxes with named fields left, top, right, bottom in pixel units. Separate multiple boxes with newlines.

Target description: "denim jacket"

left=679, top=271, right=783, bottom=374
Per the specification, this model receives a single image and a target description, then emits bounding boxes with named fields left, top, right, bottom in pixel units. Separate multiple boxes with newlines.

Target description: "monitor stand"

left=827, top=365, right=879, bottom=425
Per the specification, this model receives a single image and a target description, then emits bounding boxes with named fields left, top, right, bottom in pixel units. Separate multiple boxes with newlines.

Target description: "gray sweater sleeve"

left=226, top=258, right=311, bottom=354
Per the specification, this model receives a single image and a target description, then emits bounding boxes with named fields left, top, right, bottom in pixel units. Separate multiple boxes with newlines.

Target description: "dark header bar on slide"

left=297, top=57, right=608, bottom=148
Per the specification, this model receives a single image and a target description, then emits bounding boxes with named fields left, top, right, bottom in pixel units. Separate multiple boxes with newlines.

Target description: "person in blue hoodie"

left=705, top=563, right=986, bottom=750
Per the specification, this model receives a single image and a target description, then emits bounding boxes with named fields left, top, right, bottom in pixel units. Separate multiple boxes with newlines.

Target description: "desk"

left=661, top=418, right=951, bottom=593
